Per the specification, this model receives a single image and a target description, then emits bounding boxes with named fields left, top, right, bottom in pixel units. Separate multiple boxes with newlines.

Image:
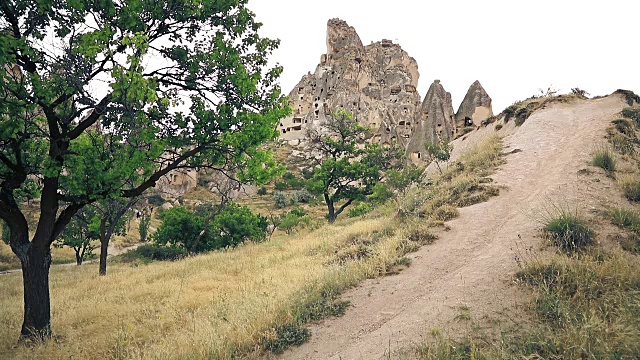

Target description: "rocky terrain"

left=278, top=19, right=494, bottom=163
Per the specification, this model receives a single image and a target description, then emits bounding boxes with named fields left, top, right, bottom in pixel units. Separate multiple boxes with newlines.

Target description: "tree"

left=425, top=138, right=453, bottom=174
left=153, top=203, right=267, bottom=252
left=305, top=110, right=403, bottom=223
left=94, top=197, right=137, bottom=276
left=0, top=0, right=287, bottom=340
left=138, top=208, right=152, bottom=242
left=54, top=207, right=99, bottom=265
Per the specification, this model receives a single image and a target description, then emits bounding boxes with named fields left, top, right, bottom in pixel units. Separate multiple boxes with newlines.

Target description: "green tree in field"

left=138, top=208, right=152, bottom=243
left=305, top=110, right=403, bottom=223
left=54, top=207, right=99, bottom=265
left=0, top=0, right=287, bottom=341
left=153, top=204, right=267, bottom=253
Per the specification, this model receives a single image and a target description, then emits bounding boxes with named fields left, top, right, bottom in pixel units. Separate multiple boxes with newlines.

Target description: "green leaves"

left=305, top=111, right=404, bottom=222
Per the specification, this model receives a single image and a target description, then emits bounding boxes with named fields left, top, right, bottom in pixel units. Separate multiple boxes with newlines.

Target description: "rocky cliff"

left=278, top=19, right=491, bottom=163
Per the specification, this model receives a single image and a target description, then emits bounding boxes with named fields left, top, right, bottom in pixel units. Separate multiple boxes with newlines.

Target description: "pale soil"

left=279, top=94, right=628, bottom=359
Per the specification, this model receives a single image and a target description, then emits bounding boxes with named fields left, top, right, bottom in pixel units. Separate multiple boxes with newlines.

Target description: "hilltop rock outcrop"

left=455, top=80, right=493, bottom=126
left=278, top=19, right=492, bottom=163
left=278, top=19, right=421, bottom=149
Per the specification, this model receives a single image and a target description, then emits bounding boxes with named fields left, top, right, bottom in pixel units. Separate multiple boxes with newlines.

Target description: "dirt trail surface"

left=281, top=95, right=627, bottom=359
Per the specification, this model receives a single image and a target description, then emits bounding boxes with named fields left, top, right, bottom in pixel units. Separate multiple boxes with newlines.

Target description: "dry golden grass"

left=0, top=241, right=77, bottom=271
left=0, top=215, right=417, bottom=359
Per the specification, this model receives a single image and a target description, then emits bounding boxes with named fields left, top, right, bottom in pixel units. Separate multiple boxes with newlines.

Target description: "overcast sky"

left=248, top=0, right=639, bottom=112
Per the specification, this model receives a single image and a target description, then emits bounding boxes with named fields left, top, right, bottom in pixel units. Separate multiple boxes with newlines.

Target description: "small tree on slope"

left=305, top=110, right=403, bottom=223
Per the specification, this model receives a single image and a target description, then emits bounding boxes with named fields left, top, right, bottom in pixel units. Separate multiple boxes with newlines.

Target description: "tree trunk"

left=325, top=193, right=336, bottom=223
left=19, top=243, right=53, bottom=340
left=99, top=237, right=108, bottom=276
left=75, top=248, right=82, bottom=265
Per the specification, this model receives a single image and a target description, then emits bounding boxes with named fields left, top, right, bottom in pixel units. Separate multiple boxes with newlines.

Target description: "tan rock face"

left=154, top=169, right=198, bottom=197
left=455, top=80, right=493, bottom=126
left=279, top=19, right=490, bottom=163
left=407, top=80, right=457, bottom=162
left=278, top=19, right=421, bottom=149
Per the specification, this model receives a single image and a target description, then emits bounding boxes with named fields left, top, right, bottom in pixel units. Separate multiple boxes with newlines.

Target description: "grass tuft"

left=591, top=146, right=617, bottom=173
left=543, top=209, right=595, bottom=253
left=618, top=174, right=640, bottom=202
left=261, top=323, right=310, bottom=354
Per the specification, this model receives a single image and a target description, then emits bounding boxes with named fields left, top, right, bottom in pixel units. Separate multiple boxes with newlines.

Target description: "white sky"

left=248, top=0, right=640, bottom=113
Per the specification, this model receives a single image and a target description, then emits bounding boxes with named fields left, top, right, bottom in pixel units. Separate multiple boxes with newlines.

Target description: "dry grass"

left=0, top=242, right=77, bottom=272
left=0, top=216, right=417, bottom=359
left=396, top=135, right=504, bottom=221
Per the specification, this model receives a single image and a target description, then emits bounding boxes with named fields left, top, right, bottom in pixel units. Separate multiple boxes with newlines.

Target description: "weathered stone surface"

left=455, top=80, right=493, bottom=126
left=279, top=19, right=490, bottom=164
left=278, top=19, right=421, bottom=149
left=407, top=80, right=456, bottom=162
left=154, top=169, right=198, bottom=197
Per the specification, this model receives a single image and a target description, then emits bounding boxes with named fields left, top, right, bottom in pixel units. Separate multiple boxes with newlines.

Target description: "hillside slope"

left=281, top=94, right=628, bottom=359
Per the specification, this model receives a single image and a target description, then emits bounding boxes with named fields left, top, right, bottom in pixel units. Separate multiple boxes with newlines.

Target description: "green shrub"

left=592, top=146, right=616, bottom=172
left=272, top=191, right=288, bottom=209
left=543, top=210, right=595, bottom=253
left=147, top=194, right=165, bottom=206
left=514, top=107, right=532, bottom=126
left=274, top=172, right=305, bottom=190
left=621, top=107, right=640, bottom=125
left=153, top=206, right=206, bottom=251
left=129, top=244, right=187, bottom=261
left=154, top=204, right=267, bottom=253
left=348, top=203, right=372, bottom=218
left=609, top=207, right=640, bottom=231
left=257, top=187, right=268, bottom=196
left=618, top=175, right=640, bottom=202
left=278, top=207, right=307, bottom=235
left=262, top=324, right=310, bottom=354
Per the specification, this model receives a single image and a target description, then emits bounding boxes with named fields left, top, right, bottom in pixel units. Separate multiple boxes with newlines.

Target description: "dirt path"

left=281, top=95, right=627, bottom=359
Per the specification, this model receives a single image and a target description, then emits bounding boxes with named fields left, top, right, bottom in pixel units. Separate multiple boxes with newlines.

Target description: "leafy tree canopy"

left=0, top=0, right=288, bottom=339
left=305, top=110, right=403, bottom=222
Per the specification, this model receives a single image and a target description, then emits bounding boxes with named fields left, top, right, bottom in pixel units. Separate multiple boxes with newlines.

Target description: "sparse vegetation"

left=543, top=209, right=594, bottom=253
left=608, top=207, right=640, bottom=253
left=397, top=135, right=503, bottom=220
left=515, top=251, right=640, bottom=358
left=614, top=89, right=640, bottom=106
left=514, top=107, right=532, bottom=126
left=618, top=174, right=640, bottom=202
left=425, top=138, right=453, bottom=174
left=622, top=107, right=640, bottom=126
left=592, top=146, right=617, bottom=172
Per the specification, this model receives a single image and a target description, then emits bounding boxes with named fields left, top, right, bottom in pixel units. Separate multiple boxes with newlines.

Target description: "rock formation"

left=279, top=19, right=491, bottom=163
left=278, top=19, right=421, bottom=149
left=455, top=80, right=493, bottom=126
left=407, top=80, right=456, bottom=161
left=154, top=169, right=198, bottom=197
